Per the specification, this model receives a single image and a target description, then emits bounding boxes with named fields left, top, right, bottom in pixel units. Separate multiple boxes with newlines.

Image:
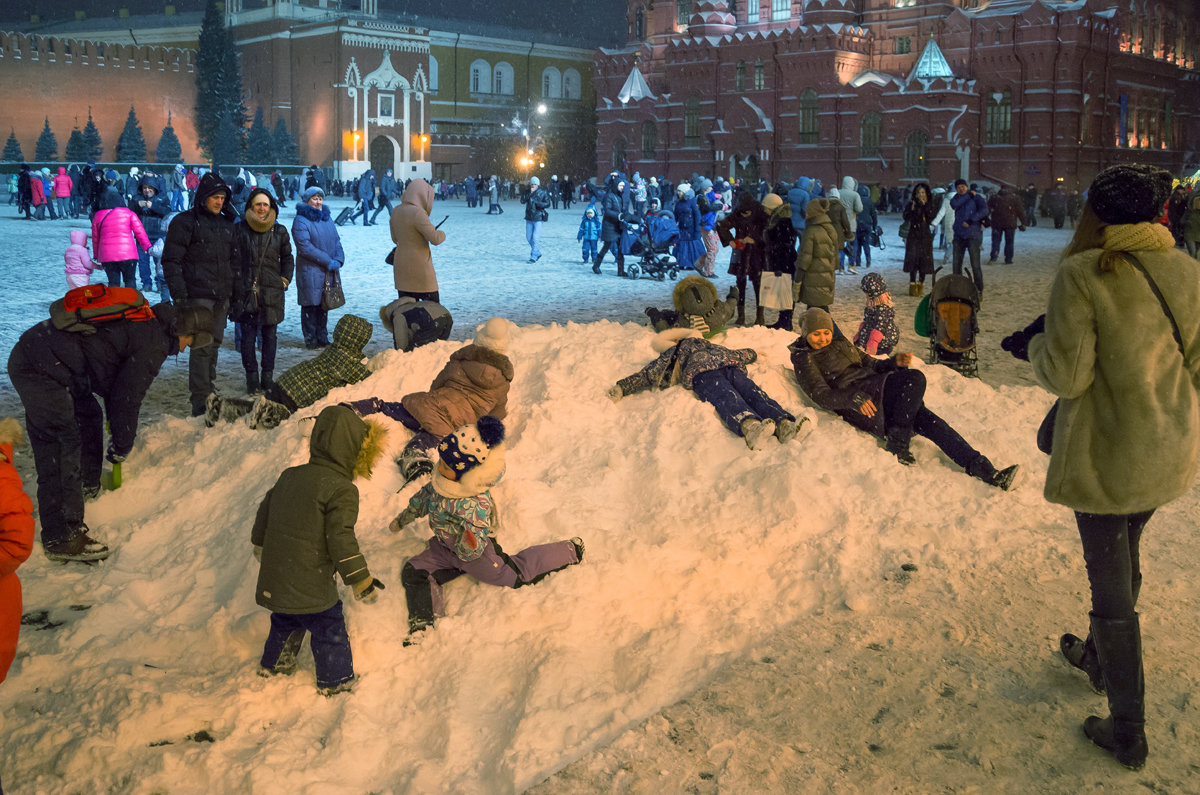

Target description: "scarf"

left=1103, top=222, right=1175, bottom=253
left=246, top=208, right=276, bottom=233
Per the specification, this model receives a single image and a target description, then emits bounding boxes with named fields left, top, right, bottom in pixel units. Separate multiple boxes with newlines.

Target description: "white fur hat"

left=474, top=318, right=510, bottom=354
left=651, top=326, right=701, bottom=353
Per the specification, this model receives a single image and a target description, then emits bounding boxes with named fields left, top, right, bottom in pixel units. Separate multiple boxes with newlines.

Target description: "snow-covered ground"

left=0, top=197, right=1196, bottom=793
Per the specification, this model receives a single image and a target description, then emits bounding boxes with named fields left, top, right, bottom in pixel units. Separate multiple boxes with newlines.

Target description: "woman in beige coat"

left=1020, top=164, right=1200, bottom=770
left=389, top=178, right=446, bottom=302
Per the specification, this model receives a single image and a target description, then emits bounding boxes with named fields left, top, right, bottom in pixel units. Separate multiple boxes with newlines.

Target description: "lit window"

left=904, top=130, right=928, bottom=178
left=772, top=0, right=789, bottom=22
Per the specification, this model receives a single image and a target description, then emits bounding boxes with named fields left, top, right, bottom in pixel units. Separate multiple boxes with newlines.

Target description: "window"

left=746, top=0, right=759, bottom=23
left=985, top=89, right=1012, bottom=144
left=469, top=59, right=490, bottom=93
left=894, top=0, right=916, bottom=6
left=493, top=62, right=514, bottom=95
left=895, top=36, right=911, bottom=55
left=563, top=68, right=582, bottom=100
left=753, top=61, right=765, bottom=90
left=635, top=8, right=645, bottom=40
left=613, top=138, right=627, bottom=171
left=378, top=94, right=394, bottom=120
left=429, top=55, right=439, bottom=92
left=542, top=66, right=562, bottom=99
left=642, top=120, right=657, bottom=159
left=904, top=130, right=928, bottom=178
left=798, top=89, right=819, bottom=144
left=860, top=112, right=881, bottom=157
left=735, top=61, right=746, bottom=92
left=771, top=0, right=789, bottom=21
left=677, top=0, right=692, bottom=26
left=684, top=95, right=701, bottom=146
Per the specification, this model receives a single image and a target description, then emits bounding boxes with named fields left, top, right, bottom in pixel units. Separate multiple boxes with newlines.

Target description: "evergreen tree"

left=82, top=111, right=103, bottom=161
left=115, top=106, right=147, bottom=163
left=211, top=110, right=245, bottom=170
left=155, top=112, right=183, bottom=163
left=245, top=106, right=274, bottom=164
left=195, top=0, right=247, bottom=160
left=65, top=127, right=88, bottom=162
left=271, top=118, right=299, bottom=165
left=2, top=131, right=23, bottom=162
left=35, top=118, right=58, bottom=162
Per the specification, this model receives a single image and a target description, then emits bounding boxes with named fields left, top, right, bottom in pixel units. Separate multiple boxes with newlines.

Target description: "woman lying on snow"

left=608, top=327, right=810, bottom=450
left=789, top=307, right=1019, bottom=489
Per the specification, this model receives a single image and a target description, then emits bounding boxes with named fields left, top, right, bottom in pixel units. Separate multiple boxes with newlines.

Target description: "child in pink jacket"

left=92, top=188, right=150, bottom=288
left=64, top=229, right=96, bottom=289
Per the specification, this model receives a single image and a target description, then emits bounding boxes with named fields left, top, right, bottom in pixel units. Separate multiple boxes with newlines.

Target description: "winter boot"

left=915, top=281, right=925, bottom=297
left=775, top=416, right=811, bottom=444
left=1084, top=614, right=1148, bottom=769
left=248, top=396, right=292, bottom=430
left=741, top=417, right=776, bottom=450
left=43, top=523, right=110, bottom=563
left=318, top=676, right=356, bottom=697
left=909, top=282, right=921, bottom=297
left=884, top=427, right=916, bottom=465
left=736, top=299, right=746, bottom=327
left=246, top=370, right=261, bottom=395
left=570, top=537, right=586, bottom=564
left=1061, top=632, right=1106, bottom=693
left=617, top=261, right=626, bottom=277
left=754, top=306, right=766, bottom=326
left=259, top=630, right=305, bottom=677
left=260, top=371, right=274, bottom=394
left=398, top=449, right=435, bottom=484
left=204, top=393, right=223, bottom=428
left=774, top=308, right=794, bottom=331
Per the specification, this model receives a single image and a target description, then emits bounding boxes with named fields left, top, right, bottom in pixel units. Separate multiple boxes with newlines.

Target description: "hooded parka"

left=389, top=178, right=446, bottom=294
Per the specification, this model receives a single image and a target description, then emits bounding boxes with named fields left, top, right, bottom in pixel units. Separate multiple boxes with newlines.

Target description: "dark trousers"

left=398, top=289, right=440, bottom=303
left=691, top=367, right=793, bottom=437
left=260, top=601, right=354, bottom=689
left=882, top=369, right=989, bottom=477
left=239, top=322, right=278, bottom=375
left=103, top=260, right=138, bottom=288
left=136, top=249, right=155, bottom=290
left=989, top=227, right=1016, bottom=263
left=855, top=226, right=873, bottom=268
left=300, top=305, right=329, bottom=347
left=187, top=299, right=229, bottom=416
left=595, top=241, right=624, bottom=270
left=952, top=237, right=983, bottom=295
left=1075, top=510, right=1154, bottom=619
left=370, top=195, right=394, bottom=223
left=350, top=197, right=374, bottom=225
left=734, top=273, right=763, bottom=312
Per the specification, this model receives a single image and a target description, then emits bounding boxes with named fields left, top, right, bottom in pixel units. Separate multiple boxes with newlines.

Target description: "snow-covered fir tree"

left=116, top=107, right=147, bottom=163
left=2, top=131, right=23, bottom=162
left=34, top=118, right=58, bottom=162
left=65, top=127, right=88, bottom=162
left=211, top=111, right=245, bottom=169
left=154, top=113, right=183, bottom=164
left=195, top=0, right=247, bottom=160
left=271, top=118, right=299, bottom=165
left=82, top=112, right=103, bottom=161
left=245, top=106, right=274, bottom=164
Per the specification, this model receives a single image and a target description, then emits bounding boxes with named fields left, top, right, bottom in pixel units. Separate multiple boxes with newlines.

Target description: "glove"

left=390, top=506, right=420, bottom=533
left=353, top=577, right=385, bottom=604
left=1000, top=314, right=1046, bottom=362
left=327, top=260, right=342, bottom=272
left=105, top=444, right=127, bottom=464
left=281, top=277, right=290, bottom=289
left=253, top=545, right=262, bottom=562
left=606, top=385, right=623, bottom=403
left=1018, top=225, right=1026, bottom=232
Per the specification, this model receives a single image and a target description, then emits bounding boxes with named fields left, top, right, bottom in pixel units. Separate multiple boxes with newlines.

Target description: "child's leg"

left=306, top=601, right=355, bottom=690
left=689, top=367, right=758, bottom=436
left=464, top=537, right=579, bottom=588
left=727, top=367, right=793, bottom=423
left=261, top=613, right=307, bottom=674
left=402, top=543, right=467, bottom=630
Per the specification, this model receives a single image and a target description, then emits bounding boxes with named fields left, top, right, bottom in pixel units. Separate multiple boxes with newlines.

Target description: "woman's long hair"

left=1062, top=202, right=1129, bottom=274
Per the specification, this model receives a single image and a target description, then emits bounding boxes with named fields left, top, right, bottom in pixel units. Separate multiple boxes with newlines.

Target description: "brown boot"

left=908, top=282, right=920, bottom=297
left=915, top=282, right=924, bottom=297
left=754, top=306, right=765, bottom=326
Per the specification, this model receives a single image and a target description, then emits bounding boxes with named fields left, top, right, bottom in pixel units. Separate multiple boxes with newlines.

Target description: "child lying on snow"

left=205, top=314, right=373, bottom=429
left=390, top=416, right=583, bottom=641
left=608, top=327, right=810, bottom=450
left=251, top=405, right=388, bottom=695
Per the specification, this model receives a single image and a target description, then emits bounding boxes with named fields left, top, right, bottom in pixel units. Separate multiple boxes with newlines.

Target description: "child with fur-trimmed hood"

left=252, top=404, right=388, bottom=695
left=609, top=327, right=809, bottom=450
left=391, top=416, right=584, bottom=639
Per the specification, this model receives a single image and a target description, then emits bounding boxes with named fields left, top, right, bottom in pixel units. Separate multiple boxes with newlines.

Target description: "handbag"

left=759, top=271, right=794, bottom=311
left=321, top=270, right=346, bottom=311
left=1037, top=254, right=1188, bottom=455
left=898, top=219, right=911, bottom=240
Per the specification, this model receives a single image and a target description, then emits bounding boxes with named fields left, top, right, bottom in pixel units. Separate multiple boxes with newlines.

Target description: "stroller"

left=625, top=210, right=680, bottom=281
left=919, top=272, right=979, bottom=377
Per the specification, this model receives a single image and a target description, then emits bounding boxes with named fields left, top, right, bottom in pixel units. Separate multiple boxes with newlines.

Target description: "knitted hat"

left=860, top=272, right=888, bottom=299
left=437, top=416, right=506, bottom=492
left=761, top=193, right=784, bottom=212
left=675, top=181, right=691, bottom=196
left=1088, top=164, right=1174, bottom=225
left=530, top=176, right=540, bottom=186
left=800, top=307, right=834, bottom=336
left=473, top=318, right=509, bottom=354
left=302, top=186, right=325, bottom=202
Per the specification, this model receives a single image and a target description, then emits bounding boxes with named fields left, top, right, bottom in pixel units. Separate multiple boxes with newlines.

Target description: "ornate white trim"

left=342, top=33, right=429, bottom=53
left=363, top=50, right=411, bottom=91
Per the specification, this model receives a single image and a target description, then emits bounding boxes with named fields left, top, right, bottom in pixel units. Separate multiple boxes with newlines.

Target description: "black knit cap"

left=1087, top=164, right=1174, bottom=225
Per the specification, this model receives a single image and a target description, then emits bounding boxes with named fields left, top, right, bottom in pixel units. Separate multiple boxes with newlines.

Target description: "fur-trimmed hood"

left=294, top=202, right=332, bottom=223
left=309, top=405, right=388, bottom=481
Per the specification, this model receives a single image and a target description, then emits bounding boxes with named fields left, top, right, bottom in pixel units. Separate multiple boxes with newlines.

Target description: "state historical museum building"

left=593, top=0, right=1200, bottom=188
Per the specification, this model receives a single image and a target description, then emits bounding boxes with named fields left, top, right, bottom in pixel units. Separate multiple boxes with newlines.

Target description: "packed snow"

left=0, top=196, right=1197, bottom=793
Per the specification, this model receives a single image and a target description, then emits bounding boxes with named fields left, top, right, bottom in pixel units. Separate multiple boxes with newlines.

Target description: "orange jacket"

left=0, top=442, right=35, bottom=683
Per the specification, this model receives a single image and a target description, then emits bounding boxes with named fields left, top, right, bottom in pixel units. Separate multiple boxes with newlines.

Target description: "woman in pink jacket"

left=53, top=166, right=73, bottom=220
left=92, top=187, right=151, bottom=288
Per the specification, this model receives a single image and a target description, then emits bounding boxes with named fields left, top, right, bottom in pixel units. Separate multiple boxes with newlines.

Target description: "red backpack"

left=50, top=284, right=156, bottom=334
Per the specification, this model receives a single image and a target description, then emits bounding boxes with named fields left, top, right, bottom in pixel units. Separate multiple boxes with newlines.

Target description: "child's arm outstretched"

left=389, top=483, right=432, bottom=533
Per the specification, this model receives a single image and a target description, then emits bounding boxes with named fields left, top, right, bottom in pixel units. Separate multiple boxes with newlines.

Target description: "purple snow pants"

left=402, top=537, right=578, bottom=629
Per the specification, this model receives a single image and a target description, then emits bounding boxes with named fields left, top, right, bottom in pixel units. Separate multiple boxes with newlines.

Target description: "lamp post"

left=512, top=103, right=548, bottom=183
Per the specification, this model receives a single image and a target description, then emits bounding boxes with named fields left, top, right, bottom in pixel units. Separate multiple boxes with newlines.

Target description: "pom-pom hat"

left=436, top=416, right=507, bottom=494
left=1087, top=164, right=1174, bottom=225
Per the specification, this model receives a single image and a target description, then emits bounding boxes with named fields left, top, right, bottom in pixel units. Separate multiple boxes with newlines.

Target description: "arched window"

left=753, top=61, right=765, bottom=90
left=642, top=120, right=657, bottom=159
left=677, top=0, right=692, bottom=26
left=735, top=61, right=746, bottom=92
left=613, top=137, right=627, bottom=171
left=860, top=112, right=882, bottom=157
left=563, top=68, right=582, bottom=100
left=798, top=88, right=819, bottom=145
left=429, top=55, right=439, bottom=92
left=493, top=62, right=514, bottom=95
left=985, top=89, right=1012, bottom=144
left=542, top=66, right=562, bottom=98
left=684, top=95, right=701, bottom=146
left=635, top=8, right=645, bottom=40
left=904, top=130, right=929, bottom=178
left=469, top=59, right=490, bottom=93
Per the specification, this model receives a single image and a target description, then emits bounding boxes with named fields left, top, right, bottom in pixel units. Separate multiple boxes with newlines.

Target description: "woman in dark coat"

left=594, top=173, right=627, bottom=277
left=232, top=188, right=294, bottom=393
left=291, top=186, right=345, bottom=349
left=718, top=191, right=769, bottom=325
left=902, top=182, right=939, bottom=296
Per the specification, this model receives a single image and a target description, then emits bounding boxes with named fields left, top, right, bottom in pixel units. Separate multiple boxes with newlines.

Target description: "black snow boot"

left=884, top=427, right=916, bottom=465
left=1061, top=632, right=1105, bottom=693
left=246, top=370, right=261, bottom=395
left=1084, top=613, right=1148, bottom=769
left=260, top=371, right=274, bottom=394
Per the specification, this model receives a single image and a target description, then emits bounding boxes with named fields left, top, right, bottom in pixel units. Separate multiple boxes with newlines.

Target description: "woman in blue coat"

left=673, top=183, right=707, bottom=273
left=291, top=186, right=345, bottom=348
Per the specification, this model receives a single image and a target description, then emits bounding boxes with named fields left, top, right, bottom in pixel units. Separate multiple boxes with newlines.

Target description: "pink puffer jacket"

left=92, top=207, right=150, bottom=263
left=64, top=229, right=95, bottom=275
left=53, top=167, right=73, bottom=198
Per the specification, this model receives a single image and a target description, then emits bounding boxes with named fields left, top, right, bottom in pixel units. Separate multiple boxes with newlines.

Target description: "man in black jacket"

left=7, top=303, right=213, bottom=562
left=162, top=172, right=236, bottom=416
left=522, top=176, right=551, bottom=263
